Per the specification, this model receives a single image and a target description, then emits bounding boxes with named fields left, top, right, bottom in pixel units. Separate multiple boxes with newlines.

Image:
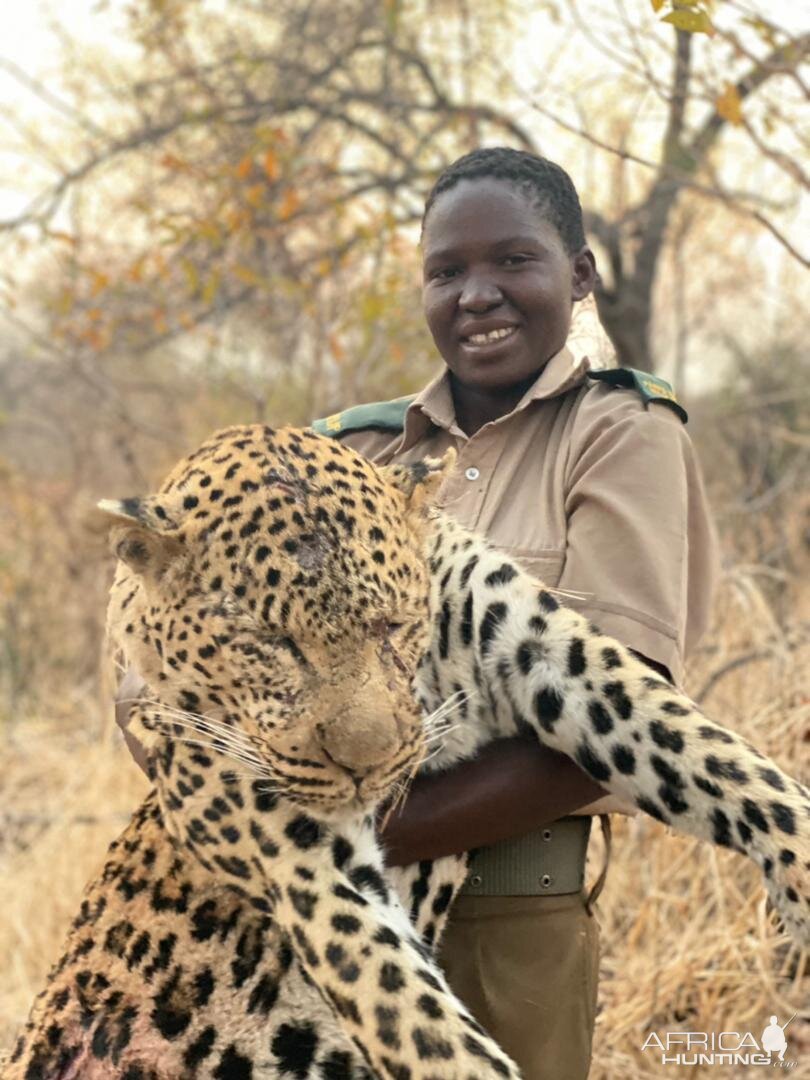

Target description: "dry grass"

left=0, top=706, right=148, bottom=1043
left=0, top=571, right=808, bottom=1076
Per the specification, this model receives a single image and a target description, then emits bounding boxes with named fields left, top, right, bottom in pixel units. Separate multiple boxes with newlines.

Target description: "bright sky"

left=1, top=2, right=117, bottom=217
left=4, top=0, right=131, bottom=72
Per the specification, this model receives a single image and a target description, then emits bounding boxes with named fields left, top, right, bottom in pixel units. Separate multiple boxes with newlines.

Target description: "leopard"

left=5, top=423, right=809, bottom=1080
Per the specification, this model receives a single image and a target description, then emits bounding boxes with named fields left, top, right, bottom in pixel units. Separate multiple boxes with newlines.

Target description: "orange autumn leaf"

left=277, top=188, right=300, bottom=221
left=329, top=333, right=345, bottom=362
left=245, top=183, right=265, bottom=207
left=225, top=206, right=250, bottom=231
left=235, top=155, right=253, bottom=180
left=128, top=258, right=145, bottom=283
left=82, top=325, right=109, bottom=351
left=160, top=153, right=188, bottom=172
left=90, top=271, right=109, bottom=297
left=716, top=82, right=744, bottom=125
left=263, top=149, right=280, bottom=182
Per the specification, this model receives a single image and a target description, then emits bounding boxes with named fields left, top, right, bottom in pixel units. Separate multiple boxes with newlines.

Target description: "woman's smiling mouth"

left=460, top=325, right=519, bottom=351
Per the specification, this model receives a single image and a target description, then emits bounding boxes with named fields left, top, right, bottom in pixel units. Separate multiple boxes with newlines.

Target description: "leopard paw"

left=759, top=842, right=810, bottom=948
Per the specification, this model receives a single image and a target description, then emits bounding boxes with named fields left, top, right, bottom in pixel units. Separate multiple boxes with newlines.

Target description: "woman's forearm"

left=378, top=737, right=604, bottom=866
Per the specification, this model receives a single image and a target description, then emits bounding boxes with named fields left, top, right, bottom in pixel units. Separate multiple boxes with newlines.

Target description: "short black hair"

left=422, top=147, right=586, bottom=254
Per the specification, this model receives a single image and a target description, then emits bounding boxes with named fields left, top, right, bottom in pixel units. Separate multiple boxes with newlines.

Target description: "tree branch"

left=686, top=31, right=810, bottom=166
left=530, top=102, right=807, bottom=269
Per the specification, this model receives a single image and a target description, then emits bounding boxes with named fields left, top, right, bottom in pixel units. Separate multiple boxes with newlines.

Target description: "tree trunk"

left=593, top=286, right=654, bottom=372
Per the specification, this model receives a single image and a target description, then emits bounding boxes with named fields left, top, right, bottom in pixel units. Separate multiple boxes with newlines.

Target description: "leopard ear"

left=381, top=448, right=455, bottom=511
left=94, top=497, right=184, bottom=579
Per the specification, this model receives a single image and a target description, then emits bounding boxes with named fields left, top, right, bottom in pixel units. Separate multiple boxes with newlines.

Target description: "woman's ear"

left=572, top=246, right=597, bottom=302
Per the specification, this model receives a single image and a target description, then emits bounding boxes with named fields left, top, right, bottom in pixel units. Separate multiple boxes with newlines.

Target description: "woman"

left=311, top=148, right=718, bottom=1078
left=119, top=147, right=718, bottom=1078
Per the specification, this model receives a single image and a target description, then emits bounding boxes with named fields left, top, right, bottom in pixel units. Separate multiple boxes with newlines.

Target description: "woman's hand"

left=115, top=667, right=150, bottom=775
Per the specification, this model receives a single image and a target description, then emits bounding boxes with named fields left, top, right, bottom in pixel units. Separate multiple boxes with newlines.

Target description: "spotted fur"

left=7, top=424, right=809, bottom=1080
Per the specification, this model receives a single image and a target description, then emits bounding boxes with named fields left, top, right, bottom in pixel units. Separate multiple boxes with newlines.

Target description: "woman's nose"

left=458, top=272, right=502, bottom=311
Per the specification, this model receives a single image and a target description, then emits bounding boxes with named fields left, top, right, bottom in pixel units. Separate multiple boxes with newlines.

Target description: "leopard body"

left=6, top=425, right=809, bottom=1080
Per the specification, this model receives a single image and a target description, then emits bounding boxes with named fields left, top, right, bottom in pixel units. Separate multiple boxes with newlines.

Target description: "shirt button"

left=464, top=467, right=480, bottom=481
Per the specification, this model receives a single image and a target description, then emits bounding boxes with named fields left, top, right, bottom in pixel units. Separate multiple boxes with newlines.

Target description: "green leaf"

left=201, top=271, right=220, bottom=306
left=661, top=9, right=714, bottom=34
left=181, top=258, right=200, bottom=295
left=383, top=0, right=399, bottom=33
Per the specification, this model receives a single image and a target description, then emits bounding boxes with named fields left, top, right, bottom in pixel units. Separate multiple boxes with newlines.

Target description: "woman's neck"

left=450, top=372, right=538, bottom=437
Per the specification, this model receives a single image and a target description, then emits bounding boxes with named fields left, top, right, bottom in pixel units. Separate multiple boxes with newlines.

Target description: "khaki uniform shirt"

left=333, top=348, right=718, bottom=686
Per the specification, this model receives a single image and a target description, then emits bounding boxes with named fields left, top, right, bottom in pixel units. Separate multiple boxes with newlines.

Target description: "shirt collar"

left=400, top=347, right=592, bottom=450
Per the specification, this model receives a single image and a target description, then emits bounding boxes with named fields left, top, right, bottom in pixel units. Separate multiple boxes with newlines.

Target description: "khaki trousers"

left=439, top=891, right=599, bottom=1080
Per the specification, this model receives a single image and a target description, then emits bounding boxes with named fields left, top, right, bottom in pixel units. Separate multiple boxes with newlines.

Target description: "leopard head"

left=100, top=425, right=453, bottom=811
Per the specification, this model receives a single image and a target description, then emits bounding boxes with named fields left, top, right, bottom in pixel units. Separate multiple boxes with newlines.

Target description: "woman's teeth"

left=465, top=327, right=516, bottom=345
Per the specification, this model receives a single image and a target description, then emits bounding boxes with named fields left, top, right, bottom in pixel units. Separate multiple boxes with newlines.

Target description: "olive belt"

left=459, top=817, right=592, bottom=897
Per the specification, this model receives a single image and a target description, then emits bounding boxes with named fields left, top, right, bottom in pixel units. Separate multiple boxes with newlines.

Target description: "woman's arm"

left=114, top=667, right=150, bottom=774
left=378, top=737, right=605, bottom=867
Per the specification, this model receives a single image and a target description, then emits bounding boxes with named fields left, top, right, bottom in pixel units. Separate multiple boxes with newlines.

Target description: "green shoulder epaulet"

left=311, top=395, right=415, bottom=438
left=588, top=367, right=687, bottom=423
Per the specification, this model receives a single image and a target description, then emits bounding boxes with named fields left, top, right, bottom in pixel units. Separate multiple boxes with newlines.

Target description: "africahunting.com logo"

left=642, top=1013, right=799, bottom=1068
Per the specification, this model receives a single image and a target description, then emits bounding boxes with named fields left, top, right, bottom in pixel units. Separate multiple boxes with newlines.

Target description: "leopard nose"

left=317, top=706, right=398, bottom=773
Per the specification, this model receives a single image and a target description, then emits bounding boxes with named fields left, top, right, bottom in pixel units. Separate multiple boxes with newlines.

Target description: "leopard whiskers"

left=140, top=700, right=275, bottom=777
left=162, top=732, right=269, bottom=776
left=150, top=714, right=266, bottom=770
left=382, top=738, right=430, bottom=823
left=424, top=721, right=461, bottom=746
left=421, top=739, right=455, bottom=765
left=378, top=692, right=471, bottom=817
left=164, top=734, right=274, bottom=778
left=422, top=688, right=471, bottom=743
left=247, top=780, right=283, bottom=794
left=424, top=686, right=472, bottom=719
left=161, top=714, right=259, bottom=758
left=382, top=704, right=464, bottom=819
left=378, top=773, right=412, bottom=828
left=214, top=772, right=283, bottom=795
left=140, top=697, right=258, bottom=752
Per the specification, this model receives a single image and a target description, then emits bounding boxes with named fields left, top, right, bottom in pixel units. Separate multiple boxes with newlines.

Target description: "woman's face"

left=421, top=177, right=595, bottom=395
